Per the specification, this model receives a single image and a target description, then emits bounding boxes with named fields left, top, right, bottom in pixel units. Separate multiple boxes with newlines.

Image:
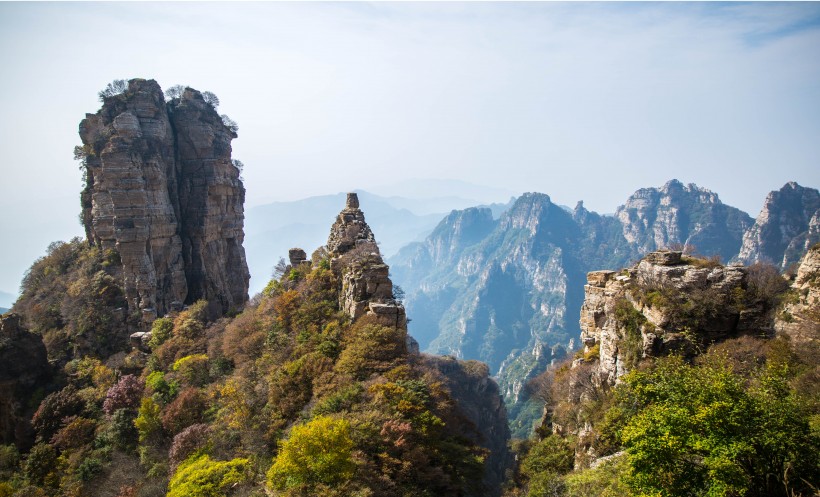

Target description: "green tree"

left=266, top=416, right=355, bottom=491
left=616, top=357, right=819, bottom=497
left=167, top=454, right=249, bottom=497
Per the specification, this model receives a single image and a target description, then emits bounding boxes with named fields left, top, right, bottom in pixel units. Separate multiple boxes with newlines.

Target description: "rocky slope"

left=78, top=79, right=249, bottom=319
left=775, top=242, right=820, bottom=344
left=323, top=193, right=510, bottom=495
left=737, top=182, right=820, bottom=269
left=579, top=251, right=772, bottom=385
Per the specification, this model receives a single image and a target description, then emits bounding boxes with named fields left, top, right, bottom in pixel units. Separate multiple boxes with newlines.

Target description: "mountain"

left=616, top=179, right=753, bottom=261
left=244, top=191, right=513, bottom=295
left=78, top=78, right=249, bottom=318
left=389, top=180, right=789, bottom=436
left=737, top=182, right=820, bottom=269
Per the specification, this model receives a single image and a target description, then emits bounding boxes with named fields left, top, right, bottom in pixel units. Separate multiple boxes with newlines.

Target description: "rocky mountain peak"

left=615, top=180, right=752, bottom=261
left=78, top=78, right=249, bottom=319
left=327, top=194, right=408, bottom=334
left=737, top=182, right=820, bottom=268
left=326, top=192, right=377, bottom=255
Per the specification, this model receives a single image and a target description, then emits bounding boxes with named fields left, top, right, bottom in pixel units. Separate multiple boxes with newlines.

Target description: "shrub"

left=169, top=424, right=211, bottom=469
left=167, top=454, right=249, bottom=497
left=134, top=397, right=163, bottom=443
left=98, top=79, right=128, bottom=101
left=266, top=416, right=355, bottom=491
left=162, top=388, right=208, bottom=435
left=32, top=386, right=85, bottom=442
left=148, top=317, right=174, bottom=349
left=103, top=375, right=144, bottom=414
left=172, top=354, right=210, bottom=387
left=108, top=408, right=139, bottom=451
left=23, top=443, right=57, bottom=487
left=51, top=417, right=97, bottom=450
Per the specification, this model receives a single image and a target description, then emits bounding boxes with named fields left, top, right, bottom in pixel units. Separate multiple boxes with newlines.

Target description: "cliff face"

left=775, top=243, right=820, bottom=344
left=79, top=79, right=249, bottom=318
left=579, top=251, right=772, bottom=385
left=737, top=182, right=820, bottom=269
left=327, top=193, right=407, bottom=331
left=615, top=179, right=753, bottom=262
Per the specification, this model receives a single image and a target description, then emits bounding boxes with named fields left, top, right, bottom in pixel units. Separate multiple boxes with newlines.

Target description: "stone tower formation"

left=78, top=79, right=249, bottom=319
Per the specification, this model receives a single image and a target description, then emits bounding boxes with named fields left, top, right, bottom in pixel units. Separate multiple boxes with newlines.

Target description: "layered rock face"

left=327, top=193, right=406, bottom=331
left=0, top=314, right=51, bottom=448
left=615, top=179, right=753, bottom=262
left=79, top=79, right=249, bottom=318
left=775, top=243, right=820, bottom=344
left=579, top=251, right=771, bottom=385
left=737, top=182, right=820, bottom=269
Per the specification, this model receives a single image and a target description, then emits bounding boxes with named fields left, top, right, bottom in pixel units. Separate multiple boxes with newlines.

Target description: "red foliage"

left=103, top=375, right=144, bottom=415
left=161, top=388, right=207, bottom=435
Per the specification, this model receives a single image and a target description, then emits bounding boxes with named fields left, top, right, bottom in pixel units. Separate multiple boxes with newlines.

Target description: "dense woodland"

left=1, top=241, right=490, bottom=497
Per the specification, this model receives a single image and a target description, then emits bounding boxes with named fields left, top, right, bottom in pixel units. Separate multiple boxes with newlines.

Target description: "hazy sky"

left=1, top=2, right=819, bottom=297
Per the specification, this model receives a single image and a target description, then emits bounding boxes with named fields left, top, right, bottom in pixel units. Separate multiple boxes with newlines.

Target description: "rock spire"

left=78, top=79, right=249, bottom=318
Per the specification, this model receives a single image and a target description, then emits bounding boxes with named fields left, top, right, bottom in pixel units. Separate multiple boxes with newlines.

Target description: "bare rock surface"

left=580, top=251, right=771, bottom=385
left=738, top=182, right=820, bottom=269
left=79, top=79, right=249, bottom=318
left=775, top=243, right=820, bottom=344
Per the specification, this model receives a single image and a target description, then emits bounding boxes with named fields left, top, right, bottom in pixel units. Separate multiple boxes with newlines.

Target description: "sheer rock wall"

left=79, top=79, right=249, bottom=318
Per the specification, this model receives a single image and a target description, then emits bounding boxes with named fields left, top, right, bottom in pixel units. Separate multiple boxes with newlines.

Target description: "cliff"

left=775, top=243, right=820, bottom=344
left=78, top=79, right=249, bottom=319
left=579, top=251, right=774, bottom=385
left=737, top=182, right=820, bottom=269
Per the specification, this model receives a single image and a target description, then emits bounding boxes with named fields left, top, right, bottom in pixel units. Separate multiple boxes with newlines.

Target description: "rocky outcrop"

left=580, top=251, right=771, bottom=385
left=737, top=182, right=820, bottom=269
left=424, top=355, right=513, bottom=497
left=79, top=79, right=249, bottom=318
left=0, top=314, right=51, bottom=448
left=775, top=243, right=820, bottom=344
left=327, top=194, right=406, bottom=331
left=615, top=180, right=753, bottom=262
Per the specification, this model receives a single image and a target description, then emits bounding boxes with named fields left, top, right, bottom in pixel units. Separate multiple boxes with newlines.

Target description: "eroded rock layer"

left=79, top=79, right=249, bottom=318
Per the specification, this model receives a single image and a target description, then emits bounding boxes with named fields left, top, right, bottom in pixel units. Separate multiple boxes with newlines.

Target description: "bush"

left=266, top=416, right=355, bottom=491
left=32, top=386, right=85, bottom=442
left=98, top=79, right=128, bottom=101
left=148, top=317, right=174, bottom=349
left=162, top=388, right=208, bottom=435
left=103, top=375, right=144, bottom=414
left=23, top=443, right=57, bottom=487
left=169, top=424, right=211, bottom=469
left=172, top=354, right=210, bottom=387
left=167, top=454, right=249, bottom=497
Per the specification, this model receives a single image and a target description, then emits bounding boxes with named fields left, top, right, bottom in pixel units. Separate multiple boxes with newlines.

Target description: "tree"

left=220, top=114, right=239, bottom=134
left=201, top=91, right=220, bottom=109
left=165, top=84, right=186, bottom=100
left=616, top=357, right=819, bottom=497
left=266, top=416, right=355, bottom=491
left=167, top=454, right=249, bottom=497
left=98, top=79, right=128, bottom=101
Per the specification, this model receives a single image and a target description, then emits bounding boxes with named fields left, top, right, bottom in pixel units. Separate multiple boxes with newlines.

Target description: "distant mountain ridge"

left=389, top=180, right=819, bottom=436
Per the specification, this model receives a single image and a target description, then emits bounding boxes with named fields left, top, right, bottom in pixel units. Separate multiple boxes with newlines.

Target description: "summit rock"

left=78, top=79, right=249, bottom=318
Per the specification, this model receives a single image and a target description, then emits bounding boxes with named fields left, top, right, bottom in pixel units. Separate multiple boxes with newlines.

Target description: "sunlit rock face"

left=79, top=78, right=249, bottom=318
left=737, top=182, right=820, bottom=269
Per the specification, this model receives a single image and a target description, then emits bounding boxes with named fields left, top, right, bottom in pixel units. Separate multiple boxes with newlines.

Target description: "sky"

left=0, top=1, right=819, bottom=298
